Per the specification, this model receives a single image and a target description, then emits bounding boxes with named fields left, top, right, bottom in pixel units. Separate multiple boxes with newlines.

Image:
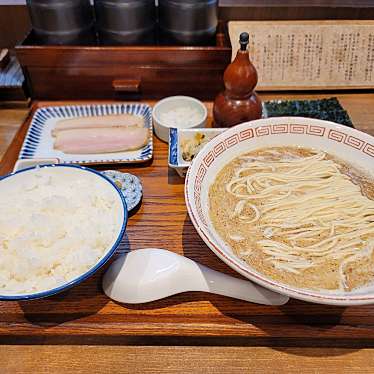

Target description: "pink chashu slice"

left=52, top=114, right=145, bottom=136
left=54, top=127, right=149, bottom=154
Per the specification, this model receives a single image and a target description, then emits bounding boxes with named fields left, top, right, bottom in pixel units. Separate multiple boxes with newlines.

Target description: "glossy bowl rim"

left=0, top=164, right=128, bottom=301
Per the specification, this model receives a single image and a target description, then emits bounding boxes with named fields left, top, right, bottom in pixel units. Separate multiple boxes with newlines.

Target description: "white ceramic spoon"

left=102, top=248, right=289, bottom=306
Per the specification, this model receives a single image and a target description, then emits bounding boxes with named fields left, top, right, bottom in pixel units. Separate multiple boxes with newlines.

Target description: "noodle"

left=209, top=147, right=374, bottom=292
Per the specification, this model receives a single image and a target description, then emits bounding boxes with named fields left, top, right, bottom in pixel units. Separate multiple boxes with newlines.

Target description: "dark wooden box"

left=15, top=23, right=231, bottom=101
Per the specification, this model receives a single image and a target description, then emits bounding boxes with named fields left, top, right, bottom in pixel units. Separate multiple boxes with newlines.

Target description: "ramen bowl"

left=0, top=164, right=127, bottom=300
left=185, top=117, right=374, bottom=306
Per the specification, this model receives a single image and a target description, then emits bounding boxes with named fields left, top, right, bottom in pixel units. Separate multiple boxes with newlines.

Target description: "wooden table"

left=0, top=108, right=28, bottom=161
left=1, top=93, right=374, bottom=373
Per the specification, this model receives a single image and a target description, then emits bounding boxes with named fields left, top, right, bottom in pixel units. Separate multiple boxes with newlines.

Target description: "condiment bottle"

left=213, top=32, right=262, bottom=127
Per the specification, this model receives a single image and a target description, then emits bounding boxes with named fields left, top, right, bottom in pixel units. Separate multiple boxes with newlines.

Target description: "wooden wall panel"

left=0, top=6, right=30, bottom=48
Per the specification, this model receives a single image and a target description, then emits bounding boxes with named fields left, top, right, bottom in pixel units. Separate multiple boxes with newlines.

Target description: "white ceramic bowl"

left=153, top=96, right=208, bottom=143
left=185, top=117, right=374, bottom=306
left=0, top=164, right=127, bottom=300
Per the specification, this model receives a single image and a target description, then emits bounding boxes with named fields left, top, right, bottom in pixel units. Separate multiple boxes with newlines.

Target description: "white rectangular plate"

left=19, top=103, right=153, bottom=165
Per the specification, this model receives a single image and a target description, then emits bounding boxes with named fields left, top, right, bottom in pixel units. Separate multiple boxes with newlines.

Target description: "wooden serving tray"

left=2, top=100, right=374, bottom=346
left=15, top=22, right=231, bottom=101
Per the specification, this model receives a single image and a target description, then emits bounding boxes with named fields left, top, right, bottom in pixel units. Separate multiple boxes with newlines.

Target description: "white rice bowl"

left=0, top=165, right=127, bottom=300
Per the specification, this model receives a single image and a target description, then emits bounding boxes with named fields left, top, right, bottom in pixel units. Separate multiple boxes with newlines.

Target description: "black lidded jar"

left=158, top=0, right=218, bottom=46
left=94, top=0, right=156, bottom=45
left=26, top=0, right=96, bottom=45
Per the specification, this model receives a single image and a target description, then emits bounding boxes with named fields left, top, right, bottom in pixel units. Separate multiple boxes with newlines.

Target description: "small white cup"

left=153, top=96, right=208, bottom=143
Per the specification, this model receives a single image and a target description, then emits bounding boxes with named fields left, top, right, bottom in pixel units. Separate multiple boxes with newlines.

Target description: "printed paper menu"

left=229, top=21, right=374, bottom=90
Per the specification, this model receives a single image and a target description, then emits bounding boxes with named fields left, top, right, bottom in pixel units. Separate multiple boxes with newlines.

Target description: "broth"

left=209, top=147, right=374, bottom=292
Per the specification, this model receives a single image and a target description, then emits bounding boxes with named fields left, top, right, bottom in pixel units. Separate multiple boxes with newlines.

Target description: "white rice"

left=0, top=167, right=122, bottom=295
left=159, top=106, right=202, bottom=128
